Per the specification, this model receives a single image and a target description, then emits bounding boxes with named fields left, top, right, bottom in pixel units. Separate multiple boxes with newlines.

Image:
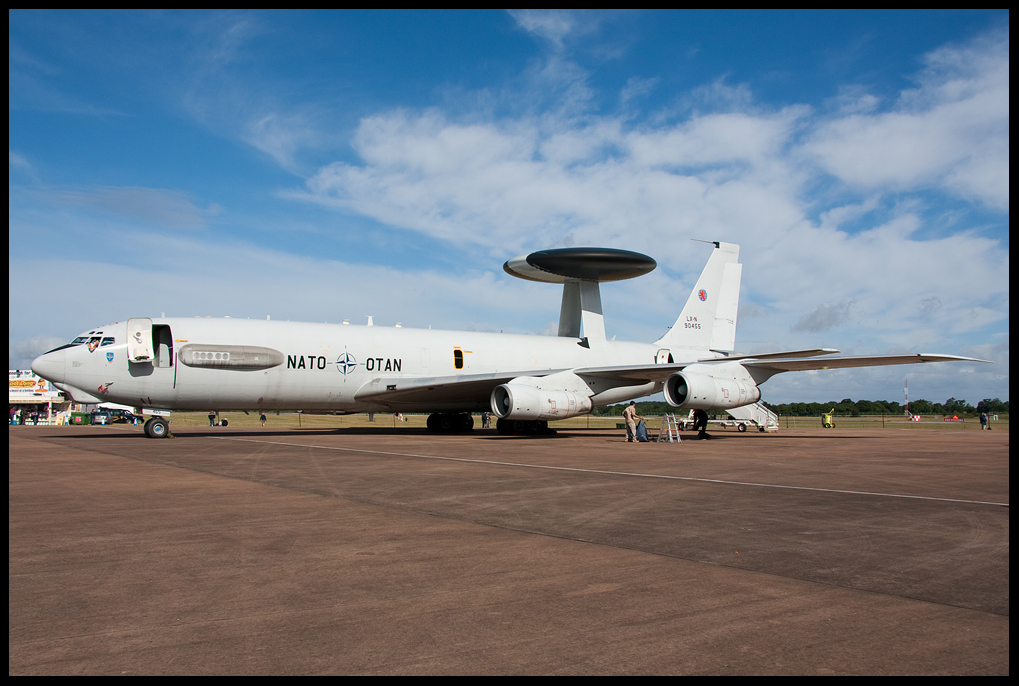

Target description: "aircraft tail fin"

left=654, top=242, right=741, bottom=351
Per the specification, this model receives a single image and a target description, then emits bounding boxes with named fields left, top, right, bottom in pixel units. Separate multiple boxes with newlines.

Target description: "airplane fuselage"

left=34, top=318, right=692, bottom=413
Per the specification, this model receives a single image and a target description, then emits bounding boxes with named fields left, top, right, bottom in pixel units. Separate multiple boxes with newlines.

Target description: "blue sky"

left=9, top=10, right=1009, bottom=404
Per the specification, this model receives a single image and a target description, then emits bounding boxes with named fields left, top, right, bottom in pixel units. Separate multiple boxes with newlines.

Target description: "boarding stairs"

left=726, top=402, right=780, bottom=432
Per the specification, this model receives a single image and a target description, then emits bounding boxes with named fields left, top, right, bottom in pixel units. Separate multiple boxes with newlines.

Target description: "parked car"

left=90, top=408, right=139, bottom=425
left=107, top=409, right=140, bottom=424
left=90, top=410, right=113, bottom=425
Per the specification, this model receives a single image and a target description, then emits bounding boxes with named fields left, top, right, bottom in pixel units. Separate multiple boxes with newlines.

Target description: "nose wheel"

left=143, top=417, right=171, bottom=438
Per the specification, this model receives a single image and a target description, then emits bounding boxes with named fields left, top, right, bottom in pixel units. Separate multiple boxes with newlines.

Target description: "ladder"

left=657, top=414, right=682, bottom=443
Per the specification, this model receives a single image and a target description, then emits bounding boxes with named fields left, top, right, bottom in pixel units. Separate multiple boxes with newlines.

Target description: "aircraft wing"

left=354, top=369, right=570, bottom=408
left=572, top=363, right=689, bottom=383
left=741, top=353, right=991, bottom=383
left=571, top=349, right=841, bottom=384
left=700, top=348, right=839, bottom=362
left=355, top=354, right=988, bottom=409
left=574, top=353, right=989, bottom=386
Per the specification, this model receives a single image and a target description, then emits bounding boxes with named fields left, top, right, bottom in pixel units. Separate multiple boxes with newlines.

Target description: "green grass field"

left=773, top=414, right=1007, bottom=430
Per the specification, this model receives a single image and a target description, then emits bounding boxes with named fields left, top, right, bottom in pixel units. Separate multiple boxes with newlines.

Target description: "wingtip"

left=918, top=354, right=994, bottom=364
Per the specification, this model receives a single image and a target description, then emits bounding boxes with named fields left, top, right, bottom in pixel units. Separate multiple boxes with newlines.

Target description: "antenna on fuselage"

left=692, top=238, right=721, bottom=248
left=366, top=316, right=374, bottom=326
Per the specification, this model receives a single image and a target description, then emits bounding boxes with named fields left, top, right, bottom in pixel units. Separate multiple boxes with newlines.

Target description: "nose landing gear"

left=143, top=416, right=172, bottom=438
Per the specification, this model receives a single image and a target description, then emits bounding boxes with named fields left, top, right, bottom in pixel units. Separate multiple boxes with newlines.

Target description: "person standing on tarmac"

left=693, top=409, right=710, bottom=438
left=622, top=401, right=643, bottom=443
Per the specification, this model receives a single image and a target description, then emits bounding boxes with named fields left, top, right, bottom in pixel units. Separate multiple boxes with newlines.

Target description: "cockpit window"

left=68, top=328, right=104, bottom=344
left=100, top=337, right=116, bottom=346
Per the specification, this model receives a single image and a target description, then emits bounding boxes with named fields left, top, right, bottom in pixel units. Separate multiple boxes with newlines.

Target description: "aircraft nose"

left=31, top=348, right=67, bottom=383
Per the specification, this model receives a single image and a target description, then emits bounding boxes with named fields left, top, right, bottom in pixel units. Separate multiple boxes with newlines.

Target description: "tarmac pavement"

left=9, top=425, right=1009, bottom=674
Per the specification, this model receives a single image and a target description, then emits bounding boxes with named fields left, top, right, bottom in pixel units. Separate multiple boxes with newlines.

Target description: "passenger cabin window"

left=453, top=349, right=463, bottom=370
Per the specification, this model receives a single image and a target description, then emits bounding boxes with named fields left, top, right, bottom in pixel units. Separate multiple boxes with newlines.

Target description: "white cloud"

left=508, top=10, right=594, bottom=48
left=294, top=105, right=808, bottom=263
left=620, top=76, right=659, bottom=104
left=804, top=30, right=1009, bottom=210
left=8, top=222, right=571, bottom=344
left=680, top=78, right=757, bottom=113
left=9, top=151, right=38, bottom=183
left=8, top=335, right=66, bottom=370
left=792, top=299, right=855, bottom=333
left=244, top=112, right=325, bottom=171
left=9, top=151, right=32, bottom=172
left=178, top=14, right=335, bottom=174
left=43, top=186, right=218, bottom=229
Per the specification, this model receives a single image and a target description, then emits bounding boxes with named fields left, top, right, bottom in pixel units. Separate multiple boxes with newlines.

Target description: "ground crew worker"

left=693, top=409, right=710, bottom=438
left=623, top=401, right=643, bottom=443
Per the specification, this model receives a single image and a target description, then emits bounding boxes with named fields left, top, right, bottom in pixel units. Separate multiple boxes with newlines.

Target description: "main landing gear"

left=426, top=413, right=475, bottom=433
left=495, top=418, right=557, bottom=436
left=143, top=416, right=172, bottom=439
left=425, top=413, right=557, bottom=436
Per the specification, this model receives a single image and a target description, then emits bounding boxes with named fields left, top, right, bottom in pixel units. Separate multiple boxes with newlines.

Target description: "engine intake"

left=664, top=371, right=760, bottom=410
left=491, top=383, right=592, bottom=421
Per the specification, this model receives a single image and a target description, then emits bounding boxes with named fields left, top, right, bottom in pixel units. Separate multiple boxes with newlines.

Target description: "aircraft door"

left=656, top=349, right=673, bottom=364
left=127, top=318, right=154, bottom=362
left=153, top=325, right=173, bottom=368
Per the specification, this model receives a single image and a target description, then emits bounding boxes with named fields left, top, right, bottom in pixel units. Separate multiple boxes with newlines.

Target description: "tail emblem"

left=698, top=289, right=707, bottom=302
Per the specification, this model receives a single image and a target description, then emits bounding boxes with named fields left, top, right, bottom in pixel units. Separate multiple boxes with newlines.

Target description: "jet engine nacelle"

left=491, top=383, right=593, bottom=421
left=664, top=370, right=761, bottom=410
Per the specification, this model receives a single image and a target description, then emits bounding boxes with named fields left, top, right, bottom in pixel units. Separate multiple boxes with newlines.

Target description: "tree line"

left=592, top=398, right=1008, bottom=417
left=762, top=397, right=1010, bottom=417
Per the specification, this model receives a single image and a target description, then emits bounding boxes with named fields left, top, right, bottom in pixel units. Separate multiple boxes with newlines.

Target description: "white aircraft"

left=31, top=242, right=985, bottom=438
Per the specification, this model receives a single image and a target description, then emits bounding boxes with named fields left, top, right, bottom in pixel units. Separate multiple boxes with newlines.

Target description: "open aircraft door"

left=127, top=318, right=155, bottom=362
